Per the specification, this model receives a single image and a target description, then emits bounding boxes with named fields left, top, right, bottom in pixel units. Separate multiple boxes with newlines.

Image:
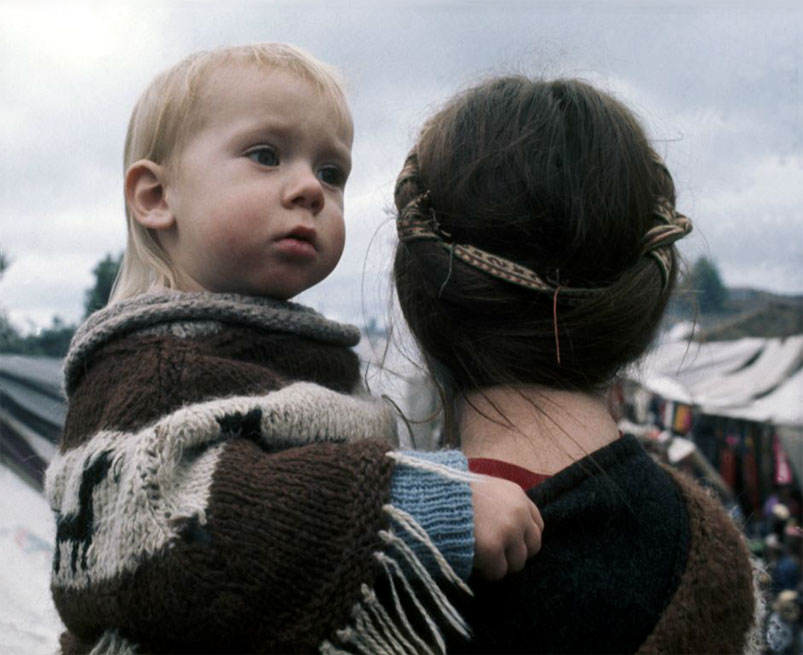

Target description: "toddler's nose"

left=284, top=167, right=324, bottom=214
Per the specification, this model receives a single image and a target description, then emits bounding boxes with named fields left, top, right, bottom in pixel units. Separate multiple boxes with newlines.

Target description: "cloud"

left=1, top=0, right=801, bottom=332
left=680, top=155, right=803, bottom=292
left=1, top=252, right=97, bottom=330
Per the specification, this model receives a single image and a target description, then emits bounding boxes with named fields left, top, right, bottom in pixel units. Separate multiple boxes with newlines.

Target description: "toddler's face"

left=161, top=64, right=352, bottom=299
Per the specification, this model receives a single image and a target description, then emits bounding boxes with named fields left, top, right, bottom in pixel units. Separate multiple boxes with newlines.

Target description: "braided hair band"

left=395, top=152, right=692, bottom=295
left=642, top=197, right=693, bottom=290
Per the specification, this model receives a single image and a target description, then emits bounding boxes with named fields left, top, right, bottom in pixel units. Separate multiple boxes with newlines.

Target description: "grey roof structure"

left=0, top=355, right=64, bottom=490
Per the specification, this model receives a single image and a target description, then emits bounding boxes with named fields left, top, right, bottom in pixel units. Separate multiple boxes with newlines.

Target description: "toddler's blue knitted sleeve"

left=389, top=450, right=474, bottom=582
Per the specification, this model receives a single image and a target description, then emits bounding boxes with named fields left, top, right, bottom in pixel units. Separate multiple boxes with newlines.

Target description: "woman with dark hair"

left=392, top=77, right=759, bottom=654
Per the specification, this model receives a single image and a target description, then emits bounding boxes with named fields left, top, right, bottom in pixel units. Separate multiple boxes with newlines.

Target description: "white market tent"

left=715, top=366, right=803, bottom=426
left=633, top=335, right=803, bottom=418
left=636, top=337, right=766, bottom=394
left=695, top=336, right=803, bottom=411
left=630, top=335, right=803, bottom=484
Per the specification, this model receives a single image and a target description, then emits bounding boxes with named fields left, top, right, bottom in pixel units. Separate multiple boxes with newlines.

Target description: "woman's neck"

left=458, top=386, right=620, bottom=475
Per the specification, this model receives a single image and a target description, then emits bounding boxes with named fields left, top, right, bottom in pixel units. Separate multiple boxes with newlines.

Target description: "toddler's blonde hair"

left=111, top=43, right=351, bottom=303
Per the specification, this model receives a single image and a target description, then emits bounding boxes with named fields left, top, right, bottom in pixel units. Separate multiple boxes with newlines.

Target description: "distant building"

left=697, top=296, right=803, bottom=342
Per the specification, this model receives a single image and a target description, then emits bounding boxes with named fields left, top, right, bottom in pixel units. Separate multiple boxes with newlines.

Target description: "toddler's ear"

left=125, top=160, right=174, bottom=230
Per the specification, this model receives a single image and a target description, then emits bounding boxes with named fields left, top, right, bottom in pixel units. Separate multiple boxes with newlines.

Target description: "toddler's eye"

left=246, top=147, right=279, bottom=167
left=317, top=165, right=346, bottom=188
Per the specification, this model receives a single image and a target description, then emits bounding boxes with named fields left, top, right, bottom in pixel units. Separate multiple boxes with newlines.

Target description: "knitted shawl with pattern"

left=446, top=435, right=762, bottom=655
left=46, top=291, right=471, bottom=655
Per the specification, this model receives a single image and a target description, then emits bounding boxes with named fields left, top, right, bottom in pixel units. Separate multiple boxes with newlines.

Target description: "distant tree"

left=0, top=246, right=21, bottom=351
left=1, top=251, right=123, bottom=356
left=0, top=310, right=22, bottom=352
left=688, top=256, right=728, bottom=313
left=19, top=316, right=75, bottom=357
left=83, top=252, right=123, bottom=318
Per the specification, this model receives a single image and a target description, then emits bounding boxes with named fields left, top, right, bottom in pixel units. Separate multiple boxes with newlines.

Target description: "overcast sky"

left=1, top=0, right=801, bottom=332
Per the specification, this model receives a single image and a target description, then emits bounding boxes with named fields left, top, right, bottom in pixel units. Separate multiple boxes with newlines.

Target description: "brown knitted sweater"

left=45, top=291, right=473, bottom=654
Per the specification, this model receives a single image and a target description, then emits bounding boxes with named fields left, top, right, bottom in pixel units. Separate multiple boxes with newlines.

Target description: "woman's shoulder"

left=455, top=435, right=756, bottom=654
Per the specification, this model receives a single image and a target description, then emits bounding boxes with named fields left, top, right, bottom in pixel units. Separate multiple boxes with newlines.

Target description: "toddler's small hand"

left=471, top=475, right=543, bottom=581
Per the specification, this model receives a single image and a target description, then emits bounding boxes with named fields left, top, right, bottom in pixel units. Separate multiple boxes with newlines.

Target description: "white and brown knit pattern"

left=48, top=291, right=472, bottom=655
left=46, top=382, right=395, bottom=589
left=49, top=389, right=471, bottom=653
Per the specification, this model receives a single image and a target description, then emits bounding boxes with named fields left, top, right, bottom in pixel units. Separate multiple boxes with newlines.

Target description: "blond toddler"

left=45, top=44, right=542, bottom=654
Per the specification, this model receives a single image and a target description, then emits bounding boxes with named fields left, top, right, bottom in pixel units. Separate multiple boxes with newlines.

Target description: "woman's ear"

left=125, top=160, right=175, bottom=230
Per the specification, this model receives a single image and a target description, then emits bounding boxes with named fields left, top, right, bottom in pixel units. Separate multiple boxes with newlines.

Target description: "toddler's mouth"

left=285, top=226, right=316, bottom=243
left=276, top=226, right=317, bottom=257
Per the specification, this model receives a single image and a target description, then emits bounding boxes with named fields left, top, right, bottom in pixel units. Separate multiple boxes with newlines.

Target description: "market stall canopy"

left=630, top=335, right=803, bottom=428
left=713, top=367, right=803, bottom=426
left=695, top=335, right=803, bottom=410
left=636, top=337, right=766, bottom=391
